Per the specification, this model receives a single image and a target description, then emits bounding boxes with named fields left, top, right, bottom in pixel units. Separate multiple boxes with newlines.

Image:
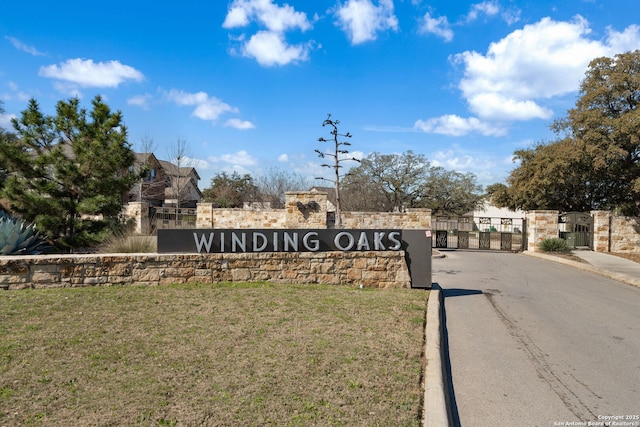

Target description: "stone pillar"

left=526, top=210, right=559, bottom=252
left=123, top=201, right=149, bottom=235
left=196, top=203, right=214, bottom=228
left=403, top=208, right=432, bottom=229
left=285, top=190, right=328, bottom=228
left=591, top=210, right=611, bottom=252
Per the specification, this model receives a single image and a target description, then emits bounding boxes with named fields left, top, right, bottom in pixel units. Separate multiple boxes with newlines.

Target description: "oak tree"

left=555, top=50, right=640, bottom=214
left=342, top=151, right=483, bottom=214
left=202, top=171, right=259, bottom=208
left=422, top=167, right=484, bottom=214
left=492, top=50, right=640, bottom=215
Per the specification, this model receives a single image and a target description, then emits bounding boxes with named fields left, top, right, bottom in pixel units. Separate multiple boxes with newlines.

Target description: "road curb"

left=423, top=287, right=453, bottom=427
left=525, top=252, right=640, bottom=288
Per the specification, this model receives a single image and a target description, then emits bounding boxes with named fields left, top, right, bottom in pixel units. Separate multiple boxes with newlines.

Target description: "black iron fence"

left=433, top=216, right=527, bottom=251
left=149, top=207, right=197, bottom=234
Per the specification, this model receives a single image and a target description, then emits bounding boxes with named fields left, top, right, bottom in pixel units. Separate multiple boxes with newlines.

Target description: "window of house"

left=145, top=168, right=156, bottom=182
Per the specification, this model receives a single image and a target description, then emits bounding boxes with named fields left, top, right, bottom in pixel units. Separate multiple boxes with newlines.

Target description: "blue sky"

left=1, top=0, right=639, bottom=189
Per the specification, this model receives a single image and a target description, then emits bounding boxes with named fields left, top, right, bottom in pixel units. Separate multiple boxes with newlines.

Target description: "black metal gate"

left=149, top=207, right=197, bottom=235
left=433, top=216, right=526, bottom=251
left=559, top=212, right=593, bottom=249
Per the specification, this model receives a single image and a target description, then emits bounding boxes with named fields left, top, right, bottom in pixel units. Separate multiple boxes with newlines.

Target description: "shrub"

left=539, top=237, right=571, bottom=253
left=0, top=211, right=51, bottom=255
left=99, top=230, right=155, bottom=253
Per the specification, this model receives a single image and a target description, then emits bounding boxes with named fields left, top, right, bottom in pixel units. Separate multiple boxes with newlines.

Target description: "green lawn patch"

left=1, top=282, right=428, bottom=426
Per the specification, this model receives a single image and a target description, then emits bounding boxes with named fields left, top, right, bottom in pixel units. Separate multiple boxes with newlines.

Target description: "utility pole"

left=315, top=114, right=359, bottom=229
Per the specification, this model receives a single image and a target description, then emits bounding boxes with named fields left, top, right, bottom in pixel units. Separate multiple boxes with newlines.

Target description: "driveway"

left=433, top=251, right=640, bottom=427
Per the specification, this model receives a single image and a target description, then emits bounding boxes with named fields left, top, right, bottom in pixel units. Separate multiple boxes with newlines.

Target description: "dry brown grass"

left=0, top=282, right=428, bottom=426
left=610, top=252, right=640, bottom=264
left=546, top=252, right=590, bottom=263
left=547, top=252, right=640, bottom=265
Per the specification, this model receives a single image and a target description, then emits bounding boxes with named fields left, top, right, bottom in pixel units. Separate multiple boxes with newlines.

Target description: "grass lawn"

left=0, top=282, right=428, bottom=426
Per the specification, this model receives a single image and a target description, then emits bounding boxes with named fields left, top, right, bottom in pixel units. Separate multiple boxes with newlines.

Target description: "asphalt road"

left=433, top=251, right=640, bottom=427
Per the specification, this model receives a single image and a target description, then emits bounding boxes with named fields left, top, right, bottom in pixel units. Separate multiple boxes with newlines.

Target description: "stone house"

left=126, top=153, right=202, bottom=208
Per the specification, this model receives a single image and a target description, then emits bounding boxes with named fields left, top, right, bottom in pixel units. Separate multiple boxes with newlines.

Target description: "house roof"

left=134, top=152, right=162, bottom=169
left=157, top=159, right=201, bottom=180
left=135, top=152, right=156, bottom=163
left=131, top=153, right=203, bottom=201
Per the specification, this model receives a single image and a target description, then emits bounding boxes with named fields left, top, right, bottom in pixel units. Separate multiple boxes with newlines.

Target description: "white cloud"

left=210, top=150, right=258, bottom=167
left=241, top=31, right=311, bottom=66
left=466, top=93, right=553, bottom=121
left=163, top=89, right=254, bottom=129
left=127, top=94, right=153, bottom=109
left=412, top=16, right=640, bottom=137
left=451, top=16, right=640, bottom=123
left=225, top=118, right=255, bottom=129
left=164, top=89, right=239, bottom=123
left=464, top=1, right=520, bottom=25
left=278, top=153, right=289, bottom=162
left=335, top=0, right=398, bottom=45
left=430, top=148, right=505, bottom=186
left=466, top=1, right=500, bottom=22
left=606, top=24, right=640, bottom=53
left=223, top=0, right=313, bottom=66
left=222, top=3, right=251, bottom=28
left=418, top=12, right=453, bottom=42
left=419, top=2, right=520, bottom=42
left=6, top=36, right=45, bottom=56
left=223, top=0, right=311, bottom=32
left=182, top=156, right=210, bottom=171
left=414, top=115, right=507, bottom=137
left=501, top=9, right=521, bottom=26
left=303, top=161, right=332, bottom=180
left=0, top=112, right=17, bottom=128
left=432, top=151, right=475, bottom=169
left=39, top=58, right=144, bottom=88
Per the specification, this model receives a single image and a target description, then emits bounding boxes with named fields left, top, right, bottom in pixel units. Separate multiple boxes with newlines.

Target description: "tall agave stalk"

left=0, top=212, right=51, bottom=255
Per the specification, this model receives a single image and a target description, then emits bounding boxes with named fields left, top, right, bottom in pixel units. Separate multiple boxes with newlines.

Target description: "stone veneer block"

left=0, top=251, right=412, bottom=290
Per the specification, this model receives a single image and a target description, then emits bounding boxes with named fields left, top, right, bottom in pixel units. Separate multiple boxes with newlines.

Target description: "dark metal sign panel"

left=158, top=229, right=403, bottom=254
left=157, top=228, right=432, bottom=289
left=402, top=230, right=432, bottom=289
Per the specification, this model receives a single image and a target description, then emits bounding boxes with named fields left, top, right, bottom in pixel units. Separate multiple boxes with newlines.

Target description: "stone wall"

left=196, top=206, right=288, bottom=229
left=342, top=209, right=431, bottom=229
left=0, top=252, right=411, bottom=290
left=528, top=210, right=640, bottom=253
left=609, top=215, right=640, bottom=253
left=191, top=192, right=432, bottom=231
left=196, top=190, right=328, bottom=229
left=526, top=210, right=559, bottom=252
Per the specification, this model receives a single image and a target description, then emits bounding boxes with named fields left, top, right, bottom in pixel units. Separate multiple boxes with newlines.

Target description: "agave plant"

left=0, top=212, right=51, bottom=255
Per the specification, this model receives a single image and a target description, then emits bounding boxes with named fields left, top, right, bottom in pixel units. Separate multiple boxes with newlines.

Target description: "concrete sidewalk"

left=526, top=249, right=640, bottom=288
